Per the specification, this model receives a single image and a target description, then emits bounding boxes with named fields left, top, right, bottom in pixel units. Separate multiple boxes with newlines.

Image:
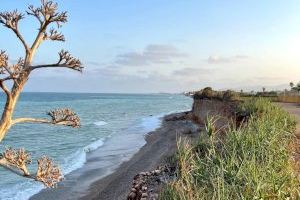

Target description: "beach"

left=30, top=111, right=200, bottom=200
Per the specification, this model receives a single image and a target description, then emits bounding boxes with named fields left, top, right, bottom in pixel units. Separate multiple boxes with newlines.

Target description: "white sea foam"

left=93, top=121, right=108, bottom=126
left=1, top=138, right=106, bottom=200
left=63, top=138, right=105, bottom=174
left=84, top=139, right=105, bottom=152
left=0, top=181, right=43, bottom=200
left=140, top=114, right=163, bottom=133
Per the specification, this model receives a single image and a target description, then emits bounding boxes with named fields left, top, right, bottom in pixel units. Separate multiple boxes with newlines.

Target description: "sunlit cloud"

left=114, top=44, right=187, bottom=66
left=207, top=55, right=249, bottom=64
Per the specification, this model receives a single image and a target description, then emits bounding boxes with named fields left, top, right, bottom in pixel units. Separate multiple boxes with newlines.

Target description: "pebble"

left=128, top=192, right=136, bottom=199
left=154, top=170, right=161, bottom=175
left=130, top=188, right=137, bottom=193
left=134, top=183, right=140, bottom=189
left=142, top=193, right=148, bottom=198
left=142, top=186, right=147, bottom=191
left=140, top=172, right=146, bottom=176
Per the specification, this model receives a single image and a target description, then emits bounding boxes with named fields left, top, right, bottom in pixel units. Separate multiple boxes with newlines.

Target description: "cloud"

left=86, top=61, right=104, bottom=66
left=172, top=67, right=213, bottom=76
left=114, top=44, right=187, bottom=66
left=207, top=55, right=249, bottom=64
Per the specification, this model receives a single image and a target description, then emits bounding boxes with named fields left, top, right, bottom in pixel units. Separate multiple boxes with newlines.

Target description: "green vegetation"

left=290, top=81, right=300, bottom=93
left=193, top=87, right=240, bottom=101
left=160, top=99, right=299, bottom=200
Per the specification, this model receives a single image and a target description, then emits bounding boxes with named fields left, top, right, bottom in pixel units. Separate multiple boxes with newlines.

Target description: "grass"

left=160, top=99, right=299, bottom=200
left=277, top=95, right=300, bottom=103
left=241, top=95, right=300, bottom=103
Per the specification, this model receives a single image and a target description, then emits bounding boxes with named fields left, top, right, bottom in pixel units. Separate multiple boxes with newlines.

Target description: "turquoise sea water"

left=0, top=93, right=192, bottom=200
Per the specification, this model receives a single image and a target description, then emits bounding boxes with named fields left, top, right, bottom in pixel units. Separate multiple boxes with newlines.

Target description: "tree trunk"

left=0, top=70, right=30, bottom=142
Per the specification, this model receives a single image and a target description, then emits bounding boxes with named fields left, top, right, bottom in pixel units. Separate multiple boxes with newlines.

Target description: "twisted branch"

left=36, top=156, right=63, bottom=187
left=31, top=50, right=82, bottom=72
left=44, top=28, right=65, bottom=41
left=12, top=108, right=81, bottom=127
left=0, top=148, right=63, bottom=187
left=0, top=50, right=25, bottom=80
left=0, top=11, right=29, bottom=51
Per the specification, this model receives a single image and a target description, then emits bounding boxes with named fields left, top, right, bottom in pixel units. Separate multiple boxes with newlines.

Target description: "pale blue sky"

left=1, top=0, right=300, bottom=93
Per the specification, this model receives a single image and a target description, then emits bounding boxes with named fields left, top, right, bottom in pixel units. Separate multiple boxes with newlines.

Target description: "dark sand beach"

left=30, top=112, right=200, bottom=200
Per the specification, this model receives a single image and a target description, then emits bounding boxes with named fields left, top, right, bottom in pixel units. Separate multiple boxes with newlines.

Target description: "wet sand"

left=30, top=112, right=200, bottom=200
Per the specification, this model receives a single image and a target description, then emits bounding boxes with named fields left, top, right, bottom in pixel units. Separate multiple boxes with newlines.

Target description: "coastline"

left=30, top=111, right=200, bottom=200
left=79, top=112, right=200, bottom=200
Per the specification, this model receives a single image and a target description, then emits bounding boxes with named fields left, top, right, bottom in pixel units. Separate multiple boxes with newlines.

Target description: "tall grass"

left=277, top=95, right=300, bottom=103
left=160, top=99, right=299, bottom=200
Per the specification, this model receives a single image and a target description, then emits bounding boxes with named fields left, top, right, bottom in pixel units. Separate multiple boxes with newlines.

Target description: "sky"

left=0, top=0, right=300, bottom=93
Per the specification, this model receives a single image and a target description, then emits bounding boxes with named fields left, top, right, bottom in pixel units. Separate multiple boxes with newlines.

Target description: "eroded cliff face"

left=191, top=98, right=239, bottom=128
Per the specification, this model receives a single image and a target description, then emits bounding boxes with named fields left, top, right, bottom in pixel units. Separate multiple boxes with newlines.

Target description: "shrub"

left=160, top=99, right=299, bottom=200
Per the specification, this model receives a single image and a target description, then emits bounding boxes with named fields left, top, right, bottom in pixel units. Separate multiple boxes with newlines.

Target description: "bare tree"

left=0, top=0, right=82, bottom=187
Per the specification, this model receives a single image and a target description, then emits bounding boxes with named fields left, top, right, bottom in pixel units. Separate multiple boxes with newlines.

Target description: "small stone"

left=131, top=188, right=137, bottom=192
left=154, top=170, right=161, bottom=175
left=140, top=172, right=146, bottom=176
left=146, top=172, right=151, bottom=176
left=142, top=186, right=147, bottom=191
left=128, top=192, right=136, bottom=199
left=134, top=183, right=141, bottom=189
left=142, top=193, right=148, bottom=198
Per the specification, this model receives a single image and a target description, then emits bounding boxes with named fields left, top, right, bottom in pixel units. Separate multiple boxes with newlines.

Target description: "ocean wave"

left=93, top=121, right=108, bottom=126
left=140, top=114, right=163, bottom=133
left=0, top=181, right=43, bottom=200
left=84, top=139, right=105, bottom=152
left=1, top=138, right=106, bottom=200
left=63, top=138, right=105, bottom=174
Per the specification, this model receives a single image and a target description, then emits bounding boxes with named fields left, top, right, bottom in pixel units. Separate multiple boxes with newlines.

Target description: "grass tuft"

left=160, top=99, right=299, bottom=200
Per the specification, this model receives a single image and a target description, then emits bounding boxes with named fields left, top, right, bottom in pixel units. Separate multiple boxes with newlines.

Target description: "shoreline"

left=30, top=111, right=200, bottom=200
left=79, top=112, right=200, bottom=200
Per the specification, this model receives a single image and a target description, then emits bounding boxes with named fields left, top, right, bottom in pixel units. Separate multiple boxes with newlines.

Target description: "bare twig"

left=36, top=156, right=63, bottom=187
left=0, top=148, right=31, bottom=176
left=31, top=50, right=83, bottom=72
left=0, top=148, right=63, bottom=187
left=47, top=108, right=81, bottom=127
left=0, top=11, right=29, bottom=51
left=44, top=28, right=65, bottom=41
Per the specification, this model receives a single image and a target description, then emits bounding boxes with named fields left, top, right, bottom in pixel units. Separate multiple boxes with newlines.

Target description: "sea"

left=0, top=93, right=192, bottom=200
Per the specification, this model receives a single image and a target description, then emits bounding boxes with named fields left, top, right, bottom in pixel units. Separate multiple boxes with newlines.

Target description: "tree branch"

left=0, top=80, right=11, bottom=97
left=31, top=50, right=83, bottom=72
left=0, top=148, right=63, bottom=187
left=12, top=118, right=52, bottom=125
left=0, top=11, right=29, bottom=52
left=12, top=108, right=81, bottom=127
left=28, top=0, right=68, bottom=54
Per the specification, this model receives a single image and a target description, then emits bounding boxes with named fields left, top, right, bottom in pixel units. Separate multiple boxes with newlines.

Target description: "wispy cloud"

left=172, top=67, right=213, bottom=76
left=207, top=55, right=249, bottom=64
left=114, top=44, right=187, bottom=66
